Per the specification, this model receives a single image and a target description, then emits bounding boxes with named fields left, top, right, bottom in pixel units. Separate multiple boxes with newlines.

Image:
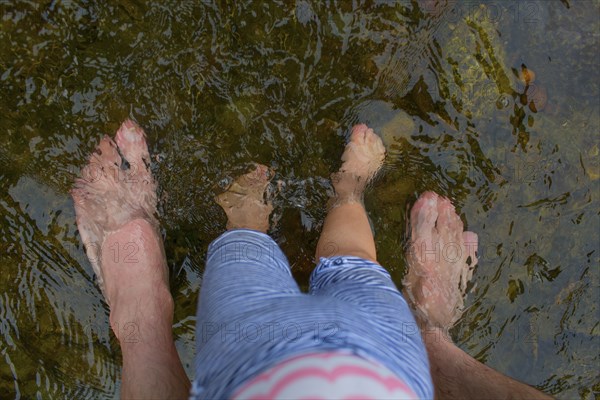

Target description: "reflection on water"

left=1, top=0, right=598, bottom=398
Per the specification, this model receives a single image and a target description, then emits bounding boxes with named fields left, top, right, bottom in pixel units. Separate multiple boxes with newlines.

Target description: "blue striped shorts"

left=190, top=229, right=433, bottom=399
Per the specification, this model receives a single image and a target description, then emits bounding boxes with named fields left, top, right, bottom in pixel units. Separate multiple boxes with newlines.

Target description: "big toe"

left=435, top=195, right=463, bottom=239
left=411, top=191, right=439, bottom=237
left=351, top=124, right=385, bottom=152
left=350, top=124, right=369, bottom=143
left=246, top=164, right=271, bottom=186
left=95, top=136, right=121, bottom=174
left=74, top=136, right=121, bottom=190
left=463, top=231, right=478, bottom=266
left=115, top=119, right=150, bottom=169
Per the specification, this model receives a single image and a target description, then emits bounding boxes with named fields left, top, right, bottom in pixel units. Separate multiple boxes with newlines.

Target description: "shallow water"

left=1, top=0, right=598, bottom=398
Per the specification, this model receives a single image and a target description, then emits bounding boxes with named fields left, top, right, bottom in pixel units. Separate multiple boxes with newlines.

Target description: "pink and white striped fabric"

left=232, top=352, right=418, bottom=400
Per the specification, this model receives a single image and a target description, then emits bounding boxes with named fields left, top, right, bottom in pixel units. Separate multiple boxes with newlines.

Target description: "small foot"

left=216, top=164, right=273, bottom=233
left=331, top=124, right=386, bottom=205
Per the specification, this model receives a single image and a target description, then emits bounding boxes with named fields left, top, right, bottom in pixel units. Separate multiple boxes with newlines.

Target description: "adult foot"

left=72, top=120, right=190, bottom=399
left=71, top=120, right=168, bottom=307
left=216, top=164, right=273, bottom=233
left=403, top=191, right=478, bottom=331
left=331, top=124, right=386, bottom=204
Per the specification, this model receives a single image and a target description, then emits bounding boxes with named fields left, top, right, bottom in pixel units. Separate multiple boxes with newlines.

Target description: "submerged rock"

left=380, top=111, right=416, bottom=147
left=437, top=4, right=518, bottom=123
left=354, top=100, right=416, bottom=147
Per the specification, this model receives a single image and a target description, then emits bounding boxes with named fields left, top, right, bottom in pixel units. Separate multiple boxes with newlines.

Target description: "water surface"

left=1, top=0, right=599, bottom=398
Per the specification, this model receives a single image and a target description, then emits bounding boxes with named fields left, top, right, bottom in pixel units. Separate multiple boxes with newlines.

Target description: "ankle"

left=332, top=172, right=366, bottom=200
left=227, top=220, right=269, bottom=233
left=420, top=325, right=454, bottom=348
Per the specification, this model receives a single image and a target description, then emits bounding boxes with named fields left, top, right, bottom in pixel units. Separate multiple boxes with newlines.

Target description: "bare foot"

left=216, top=164, right=273, bottom=233
left=331, top=124, right=386, bottom=204
left=403, top=191, right=478, bottom=331
left=72, top=121, right=190, bottom=398
left=71, top=120, right=168, bottom=306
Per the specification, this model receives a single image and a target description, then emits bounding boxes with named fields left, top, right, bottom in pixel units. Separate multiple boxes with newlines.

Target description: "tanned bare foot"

left=403, top=192, right=552, bottom=400
left=403, top=191, right=478, bottom=330
left=315, top=124, right=385, bottom=262
left=216, top=164, right=273, bottom=233
left=331, top=124, right=386, bottom=205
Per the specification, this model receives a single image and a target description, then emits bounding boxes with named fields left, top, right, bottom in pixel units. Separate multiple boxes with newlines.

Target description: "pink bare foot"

left=216, top=164, right=273, bottom=233
left=331, top=124, right=386, bottom=204
left=71, top=120, right=189, bottom=398
left=71, top=119, right=167, bottom=306
left=404, top=194, right=553, bottom=400
left=403, top=191, right=478, bottom=330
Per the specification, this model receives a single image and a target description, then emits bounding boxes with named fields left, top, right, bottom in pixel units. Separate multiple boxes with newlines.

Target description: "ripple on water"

left=0, top=0, right=598, bottom=398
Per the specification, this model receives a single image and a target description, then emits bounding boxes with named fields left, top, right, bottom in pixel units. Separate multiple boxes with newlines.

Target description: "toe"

left=115, top=119, right=150, bottom=170
left=373, top=133, right=386, bottom=154
left=411, top=191, right=439, bottom=233
left=242, top=164, right=272, bottom=197
left=215, top=192, right=233, bottom=209
left=350, top=124, right=369, bottom=143
left=82, top=136, right=121, bottom=184
left=462, top=231, right=478, bottom=266
left=365, top=127, right=377, bottom=143
left=95, top=135, right=121, bottom=167
left=250, top=164, right=270, bottom=183
left=79, top=160, right=103, bottom=186
left=436, top=195, right=463, bottom=238
left=410, top=193, right=440, bottom=261
left=413, top=191, right=438, bottom=207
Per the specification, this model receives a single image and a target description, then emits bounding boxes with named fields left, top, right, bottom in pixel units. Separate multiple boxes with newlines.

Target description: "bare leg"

left=316, top=124, right=385, bottom=262
left=404, top=192, right=552, bottom=399
left=72, top=121, right=190, bottom=399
